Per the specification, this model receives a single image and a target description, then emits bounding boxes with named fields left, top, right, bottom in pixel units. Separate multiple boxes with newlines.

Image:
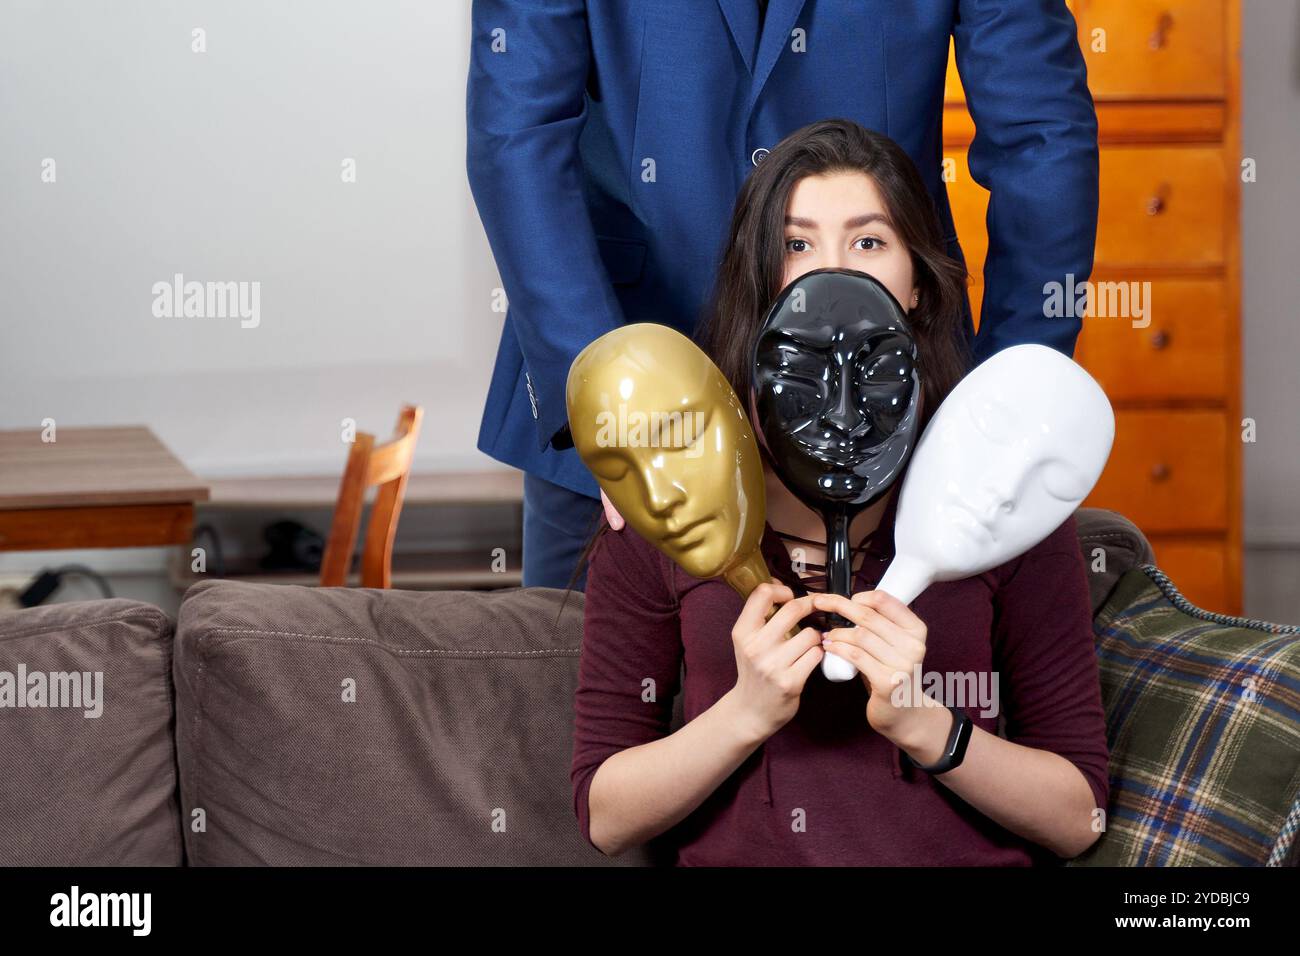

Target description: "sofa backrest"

left=0, top=598, right=183, bottom=866
left=1072, top=507, right=1157, bottom=613
left=173, top=577, right=636, bottom=865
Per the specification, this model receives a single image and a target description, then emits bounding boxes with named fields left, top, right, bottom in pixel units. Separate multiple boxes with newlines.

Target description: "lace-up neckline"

left=759, top=490, right=900, bottom=594
left=768, top=527, right=869, bottom=587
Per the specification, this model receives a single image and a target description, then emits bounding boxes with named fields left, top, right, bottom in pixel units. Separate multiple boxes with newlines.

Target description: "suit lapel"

left=747, top=0, right=809, bottom=113
left=716, top=0, right=760, bottom=74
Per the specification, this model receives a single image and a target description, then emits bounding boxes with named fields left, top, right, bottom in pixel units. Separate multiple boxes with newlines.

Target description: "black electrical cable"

left=18, top=563, right=114, bottom=607
left=51, top=564, right=114, bottom=599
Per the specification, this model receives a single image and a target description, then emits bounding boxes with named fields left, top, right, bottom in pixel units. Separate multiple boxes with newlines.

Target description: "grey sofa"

left=2, top=507, right=1288, bottom=866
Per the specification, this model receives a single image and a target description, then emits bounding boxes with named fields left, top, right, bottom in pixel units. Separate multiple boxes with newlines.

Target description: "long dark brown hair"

left=556, top=117, right=972, bottom=616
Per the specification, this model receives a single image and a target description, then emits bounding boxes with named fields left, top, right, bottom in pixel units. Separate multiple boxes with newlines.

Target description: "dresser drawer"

left=1085, top=410, right=1228, bottom=532
left=943, top=144, right=1228, bottom=270
left=1097, top=147, right=1226, bottom=268
left=946, top=145, right=1228, bottom=274
left=943, top=0, right=1224, bottom=103
left=1075, top=0, right=1227, bottom=100
left=1076, top=278, right=1230, bottom=401
left=1145, top=537, right=1232, bottom=615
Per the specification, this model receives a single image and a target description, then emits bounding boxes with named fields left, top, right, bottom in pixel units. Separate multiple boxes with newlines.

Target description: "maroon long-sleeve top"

left=570, top=489, right=1111, bottom=866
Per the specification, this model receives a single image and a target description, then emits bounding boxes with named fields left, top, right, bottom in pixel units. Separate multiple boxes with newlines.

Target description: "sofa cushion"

left=174, top=579, right=649, bottom=865
left=0, top=598, right=183, bottom=866
left=1068, top=567, right=1300, bottom=867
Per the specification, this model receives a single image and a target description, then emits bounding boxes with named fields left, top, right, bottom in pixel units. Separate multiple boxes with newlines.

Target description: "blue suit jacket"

left=467, top=0, right=1098, bottom=500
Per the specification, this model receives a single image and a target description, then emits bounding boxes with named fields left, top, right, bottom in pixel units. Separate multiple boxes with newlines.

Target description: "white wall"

left=0, top=0, right=504, bottom=477
left=1240, top=0, right=1300, bottom=624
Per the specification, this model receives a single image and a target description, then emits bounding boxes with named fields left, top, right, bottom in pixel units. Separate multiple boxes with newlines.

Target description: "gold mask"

left=566, top=323, right=774, bottom=600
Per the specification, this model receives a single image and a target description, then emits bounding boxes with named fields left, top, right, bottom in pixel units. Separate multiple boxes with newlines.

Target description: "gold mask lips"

left=567, top=323, right=788, bottom=620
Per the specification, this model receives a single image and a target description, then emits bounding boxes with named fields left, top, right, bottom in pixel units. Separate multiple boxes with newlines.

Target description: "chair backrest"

left=319, top=404, right=424, bottom=588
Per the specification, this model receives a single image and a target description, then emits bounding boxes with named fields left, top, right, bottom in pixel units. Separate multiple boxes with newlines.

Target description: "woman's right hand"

left=728, top=583, right=825, bottom=742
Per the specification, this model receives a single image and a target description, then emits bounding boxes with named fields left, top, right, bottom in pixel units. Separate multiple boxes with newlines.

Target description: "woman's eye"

left=785, top=238, right=809, bottom=253
left=853, top=236, right=884, bottom=251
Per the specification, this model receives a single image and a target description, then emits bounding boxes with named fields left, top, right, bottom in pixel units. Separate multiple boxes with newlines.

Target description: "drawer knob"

left=1150, top=329, right=1171, bottom=350
left=1146, top=185, right=1169, bottom=216
left=1151, top=462, right=1172, bottom=482
left=1149, top=12, right=1174, bottom=51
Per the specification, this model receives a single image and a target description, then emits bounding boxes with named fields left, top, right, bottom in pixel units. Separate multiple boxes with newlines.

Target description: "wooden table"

left=0, top=426, right=210, bottom=551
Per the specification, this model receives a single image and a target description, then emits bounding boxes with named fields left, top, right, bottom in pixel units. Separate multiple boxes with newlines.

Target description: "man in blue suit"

left=466, top=0, right=1098, bottom=588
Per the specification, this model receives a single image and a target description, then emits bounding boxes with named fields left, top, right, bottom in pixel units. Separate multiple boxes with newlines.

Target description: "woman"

left=567, top=119, right=1110, bottom=865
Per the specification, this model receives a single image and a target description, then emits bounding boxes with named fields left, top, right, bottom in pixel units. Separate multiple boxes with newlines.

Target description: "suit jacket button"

left=751, top=147, right=769, bottom=166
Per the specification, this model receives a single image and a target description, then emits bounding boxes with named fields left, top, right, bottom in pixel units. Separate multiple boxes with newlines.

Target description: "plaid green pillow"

left=1067, top=566, right=1300, bottom=867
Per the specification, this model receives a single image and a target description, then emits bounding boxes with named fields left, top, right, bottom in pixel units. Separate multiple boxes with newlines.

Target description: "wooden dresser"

left=943, top=0, right=1242, bottom=613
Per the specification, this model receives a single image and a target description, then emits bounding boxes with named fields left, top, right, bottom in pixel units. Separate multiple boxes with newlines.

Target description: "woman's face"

left=781, top=171, right=917, bottom=311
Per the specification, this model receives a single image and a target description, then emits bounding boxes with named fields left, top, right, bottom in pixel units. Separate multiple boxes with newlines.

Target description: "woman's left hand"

left=813, top=590, right=932, bottom=744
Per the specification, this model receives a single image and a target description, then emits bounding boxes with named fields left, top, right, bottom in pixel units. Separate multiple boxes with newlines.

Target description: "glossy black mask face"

left=751, top=268, right=921, bottom=514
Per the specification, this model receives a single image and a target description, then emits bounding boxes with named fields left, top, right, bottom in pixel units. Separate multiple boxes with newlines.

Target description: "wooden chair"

left=319, top=404, right=424, bottom=588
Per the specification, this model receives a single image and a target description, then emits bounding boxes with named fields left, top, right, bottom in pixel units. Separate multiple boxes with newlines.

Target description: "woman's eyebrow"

left=783, top=212, right=893, bottom=229
left=843, top=212, right=892, bottom=229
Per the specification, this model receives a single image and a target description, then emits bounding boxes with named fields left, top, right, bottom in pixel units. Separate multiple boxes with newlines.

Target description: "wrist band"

left=901, top=704, right=972, bottom=774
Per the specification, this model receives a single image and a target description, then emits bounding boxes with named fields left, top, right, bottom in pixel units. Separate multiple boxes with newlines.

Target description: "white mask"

left=823, top=343, right=1115, bottom=682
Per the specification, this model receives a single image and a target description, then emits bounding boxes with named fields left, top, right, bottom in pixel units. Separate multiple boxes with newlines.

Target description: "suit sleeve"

left=570, top=522, right=683, bottom=851
left=989, top=514, right=1111, bottom=814
left=467, top=0, right=627, bottom=451
left=951, top=0, right=1099, bottom=362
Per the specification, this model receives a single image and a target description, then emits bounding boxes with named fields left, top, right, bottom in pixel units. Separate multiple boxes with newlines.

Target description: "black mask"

left=750, top=268, right=922, bottom=610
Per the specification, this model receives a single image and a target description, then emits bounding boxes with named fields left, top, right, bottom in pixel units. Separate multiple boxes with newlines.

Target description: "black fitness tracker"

left=901, top=704, right=973, bottom=774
